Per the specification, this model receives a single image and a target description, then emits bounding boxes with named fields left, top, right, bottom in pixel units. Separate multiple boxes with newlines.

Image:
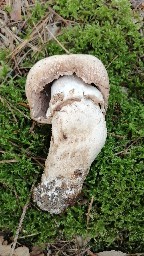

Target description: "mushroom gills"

left=33, top=75, right=107, bottom=214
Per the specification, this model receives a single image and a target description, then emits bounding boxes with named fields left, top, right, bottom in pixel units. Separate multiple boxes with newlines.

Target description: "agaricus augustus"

left=25, top=54, right=109, bottom=214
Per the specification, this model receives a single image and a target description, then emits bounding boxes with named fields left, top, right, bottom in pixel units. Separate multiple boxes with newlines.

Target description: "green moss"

left=0, top=0, right=144, bottom=253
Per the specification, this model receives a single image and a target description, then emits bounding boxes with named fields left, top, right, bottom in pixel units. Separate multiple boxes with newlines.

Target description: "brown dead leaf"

left=0, top=237, right=30, bottom=256
left=30, top=246, right=44, bottom=256
left=0, top=236, right=4, bottom=244
left=0, top=244, right=12, bottom=256
left=5, top=0, right=11, bottom=5
left=10, top=0, right=22, bottom=21
left=139, top=2, right=144, bottom=10
left=15, top=246, right=30, bottom=256
left=0, top=0, right=6, bottom=10
left=87, top=249, right=98, bottom=256
left=130, top=0, right=144, bottom=11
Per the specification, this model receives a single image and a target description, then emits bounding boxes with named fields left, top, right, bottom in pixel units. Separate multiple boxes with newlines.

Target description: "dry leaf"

left=0, top=236, right=4, bottom=244
left=0, top=236, right=30, bottom=256
left=0, top=0, right=6, bottom=9
left=87, top=249, right=98, bottom=256
left=0, top=236, right=11, bottom=256
left=10, top=0, right=22, bottom=21
left=46, top=23, right=61, bottom=40
left=15, top=246, right=30, bottom=256
left=0, top=239, right=12, bottom=256
left=30, top=246, right=44, bottom=256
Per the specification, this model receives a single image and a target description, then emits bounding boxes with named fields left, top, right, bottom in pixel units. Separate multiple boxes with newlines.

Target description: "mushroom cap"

left=25, top=54, right=109, bottom=124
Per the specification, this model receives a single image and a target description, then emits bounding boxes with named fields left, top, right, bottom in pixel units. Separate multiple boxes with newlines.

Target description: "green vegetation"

left=0, top=0, right=144, bottom=253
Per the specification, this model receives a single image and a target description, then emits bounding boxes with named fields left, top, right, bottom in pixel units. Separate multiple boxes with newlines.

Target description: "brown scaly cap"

left=25, top=54, right=109, bottom=124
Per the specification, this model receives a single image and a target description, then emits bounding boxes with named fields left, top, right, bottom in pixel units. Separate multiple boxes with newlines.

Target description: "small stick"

left=1, top=181, right=19, bottom=201
left=0, top=96, right=30, bottom=119
left=29, top=120, right=36, bottom=133
left=0, top=150, right=5, bottom=153
left=9, top=14, right=50, bottom=58
left=106, top=55, right=118, bottom=69
left=86, top=196, right=94, bottom=227
left=0, top=159, right=18, bottom=164
left=32, top=21, right=44, bottom=44
left=46, top=27, right=70, bottom=54
left=10, top=183, right=35, bottom=256
left=32, top=157, right=45, bottom=168
left=115, top=138, right=141, bottom=156
left=18, top=232, right=40, bottom=239
left=108, top=132, right=126, bottom=139
left=0, top=96, right=18, bottom=123
left=48, top=6, right=70, bottom=25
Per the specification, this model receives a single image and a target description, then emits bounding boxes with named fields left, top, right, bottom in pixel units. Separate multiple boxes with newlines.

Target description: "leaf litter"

left=0, top=0, right=73, bottom=67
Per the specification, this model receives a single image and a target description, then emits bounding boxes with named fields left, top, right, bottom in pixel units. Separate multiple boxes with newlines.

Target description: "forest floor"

left=0, top=0, right=144, bottom=255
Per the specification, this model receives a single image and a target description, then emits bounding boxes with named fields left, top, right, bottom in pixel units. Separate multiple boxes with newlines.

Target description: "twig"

left=10, top=102, right=30, bottom=119
left=48, top=6, right=76, bottom=25
left=31, top=157, right=45, bottom=168
left=46, top=26, right=70, bottom=54
left=13, top=55, right=22, bottom=75
left=1, top=181, right=19, bottom=201
left=115, top=138, right=141, bottom=156
left=32, top=20, right=44, bottom=44
left=9, top=13, right=50, bottom=58
left=108, top=132, right=126, bottom=139
left=16, top=48, right=32, bottom=66
left=9, top=140, right=46, bottom=167
left=10, top=183, right=36, bottom=256
left=0, top=95, right=18, bottom=123
left=37, top=29, right=63, bottom=54
left=86, top=196, right=94, bottom=227
left=0, top=150, right=5, bottom=153
left=32, top=156, right=46, bottom=161
left=48, top=6, right=70, bottom=25
left=106, top=55, right=118, bottom=69
left=0, top=159, right=18, bottom=164
left=0, top=95, right=30, bottom=119
left=18, top=232, right=40, bottom=239
left=133, top=1, right=144, bottom=10
left=29, top=120, right=36, bottom=133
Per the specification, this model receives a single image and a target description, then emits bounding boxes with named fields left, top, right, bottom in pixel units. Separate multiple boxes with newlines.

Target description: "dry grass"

left=0, top=0, right=73, bottom=69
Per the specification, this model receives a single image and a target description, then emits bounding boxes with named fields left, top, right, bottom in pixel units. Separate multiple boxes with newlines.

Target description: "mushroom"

left=25, top=54, right=109, bottom=214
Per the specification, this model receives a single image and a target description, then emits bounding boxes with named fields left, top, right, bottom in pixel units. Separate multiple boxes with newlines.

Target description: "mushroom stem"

left=33, top=75, right=107, bottom=214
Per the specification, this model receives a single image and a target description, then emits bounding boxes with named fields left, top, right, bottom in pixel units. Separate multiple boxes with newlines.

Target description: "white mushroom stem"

left=33, top=75, right=107, bottom=214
